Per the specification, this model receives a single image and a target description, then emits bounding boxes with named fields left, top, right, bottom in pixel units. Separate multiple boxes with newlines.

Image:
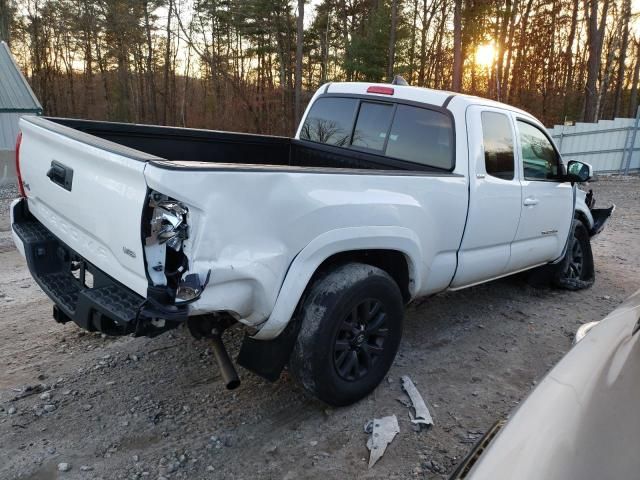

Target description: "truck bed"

left=47, top=117, right=440, bottom=172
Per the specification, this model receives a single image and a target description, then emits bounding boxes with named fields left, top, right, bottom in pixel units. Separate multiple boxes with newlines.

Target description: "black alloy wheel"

left=332, top=299, right=388, bottom=381
left=553, top=219, right=595, bottom=290
left=564, top=237, right=584, bottom=280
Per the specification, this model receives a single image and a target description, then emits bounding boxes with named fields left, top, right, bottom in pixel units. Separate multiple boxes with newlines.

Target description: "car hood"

left=466, top=289, right=640, bottom=480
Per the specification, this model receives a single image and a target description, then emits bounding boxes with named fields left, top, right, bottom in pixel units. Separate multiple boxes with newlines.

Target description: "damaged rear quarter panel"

left=142, top=164, right=468, bottom=330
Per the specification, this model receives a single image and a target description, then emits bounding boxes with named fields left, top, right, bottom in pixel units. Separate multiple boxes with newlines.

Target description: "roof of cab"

left=325, top=82, right=532, bottom=119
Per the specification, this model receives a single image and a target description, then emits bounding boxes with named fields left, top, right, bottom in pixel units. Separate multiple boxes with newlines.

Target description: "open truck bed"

left=47, top=117, right=443, bottom=172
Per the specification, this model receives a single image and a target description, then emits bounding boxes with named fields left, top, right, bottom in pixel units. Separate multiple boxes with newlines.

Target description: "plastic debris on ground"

left=401, top=375, right=434, bottom=430
left=364, top=415, right=400, bottom=468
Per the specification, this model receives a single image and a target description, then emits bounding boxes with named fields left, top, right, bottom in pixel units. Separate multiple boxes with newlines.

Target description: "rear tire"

left=289, top=263, right=404, bottom=406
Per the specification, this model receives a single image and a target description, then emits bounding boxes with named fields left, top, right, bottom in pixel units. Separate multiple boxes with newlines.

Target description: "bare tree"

left=295, top=0, right=304, bottom=125
left=452, top=0, right=462, bottom=91
left=583, top=0, right=610, bottom=122
left=629, top=39, right=640, bottom=117
left=162, top=0, right=172, bottom=125
left=613, top=0, right=631, bottom=117
left=0, top=0, right=13, bottom=44
left=143, top=0, right=158, bottom=123
left=6, top=0, right=640, bottom=134
left=387, top=0, right=398, bottom=80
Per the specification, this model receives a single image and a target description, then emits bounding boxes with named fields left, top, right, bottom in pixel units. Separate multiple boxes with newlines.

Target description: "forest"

left=0, top=0, right=638, bottom=135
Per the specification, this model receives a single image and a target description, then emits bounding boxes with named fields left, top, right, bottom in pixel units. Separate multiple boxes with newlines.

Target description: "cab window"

left=299, top=97, right=358, bottom=146
left=481, top=111, right=514, bottom=180
left=386, top=105, right=453, bottom=170
left=517, top=120, right=560, bottom=180
left=351, top=102, right=394, bottom=151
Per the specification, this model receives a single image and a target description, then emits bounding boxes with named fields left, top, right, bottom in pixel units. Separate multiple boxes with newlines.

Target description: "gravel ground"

left=1, top=176, right=639, bottom=480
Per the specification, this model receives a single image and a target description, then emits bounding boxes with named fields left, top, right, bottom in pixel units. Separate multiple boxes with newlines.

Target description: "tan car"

left=452, top=289, right=640, bottom=480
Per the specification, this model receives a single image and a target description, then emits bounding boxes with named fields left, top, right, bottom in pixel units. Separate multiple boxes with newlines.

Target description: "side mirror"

left=566, top=160, right=593, bottom=183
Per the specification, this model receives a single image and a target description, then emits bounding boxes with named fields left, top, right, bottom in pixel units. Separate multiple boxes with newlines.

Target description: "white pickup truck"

left=11, top=82, right=613, bottom=405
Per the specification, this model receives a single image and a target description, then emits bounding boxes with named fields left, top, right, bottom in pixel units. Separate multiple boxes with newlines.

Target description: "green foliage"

left=343, top=1, right=392, bottom=82
left=0, top=0, right=16, bottom=44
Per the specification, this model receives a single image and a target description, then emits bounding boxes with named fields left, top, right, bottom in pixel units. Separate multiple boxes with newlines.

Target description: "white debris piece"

left=401, top=375, right=434, bottom=429
left=365, top=415, right=400, bottom=468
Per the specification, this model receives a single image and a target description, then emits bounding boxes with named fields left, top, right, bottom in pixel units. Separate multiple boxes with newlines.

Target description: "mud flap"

left=237, top=314, right=302, bottom=382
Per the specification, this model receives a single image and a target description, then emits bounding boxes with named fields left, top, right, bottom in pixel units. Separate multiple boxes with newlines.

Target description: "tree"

left=295, top=0, right=304, bottom=124
left=629, top=39, right=640, bottom=117
left=452, top=0, right=462, bottom=91
left=0, top=0, right=15, bottom=44
left=583, top=0, right=610, bottom=122
left=387, top=0, right=398, bottom=80
left=613, top=0, right=631, bottom=117
left=143, top=0, right=159, bottom=123
left=5, top=0, right=640, bottom=132
left=162, top=0, right=172, bottom=125
left=344, top=2, right=392, bottom=82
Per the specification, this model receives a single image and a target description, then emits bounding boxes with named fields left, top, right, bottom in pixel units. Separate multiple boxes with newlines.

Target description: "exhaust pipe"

left=210, top=329, right=240, bottom=390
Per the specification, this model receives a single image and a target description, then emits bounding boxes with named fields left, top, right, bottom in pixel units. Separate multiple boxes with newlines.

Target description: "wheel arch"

left=310, top=249, right=412, bottom=302
left=574, top=194, right=594, bottom=231
left=574, top=210, right=591, bottom=231
left=251, top=226, right=422, bottom=340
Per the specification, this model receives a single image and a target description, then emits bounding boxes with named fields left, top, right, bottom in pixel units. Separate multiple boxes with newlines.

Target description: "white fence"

left=548, top=111, right=640, bottom=174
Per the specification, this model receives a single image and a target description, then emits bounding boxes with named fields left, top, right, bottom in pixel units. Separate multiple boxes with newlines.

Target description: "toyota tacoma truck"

left=11, top=82, right=613, bottom=406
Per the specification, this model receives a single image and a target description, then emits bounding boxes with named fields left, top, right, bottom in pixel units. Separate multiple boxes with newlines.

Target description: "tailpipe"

left=210, top=329, right=240, bottom=390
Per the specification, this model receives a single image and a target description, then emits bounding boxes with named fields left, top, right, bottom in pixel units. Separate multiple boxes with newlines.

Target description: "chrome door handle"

left=523, top=197, right=539, bottom=206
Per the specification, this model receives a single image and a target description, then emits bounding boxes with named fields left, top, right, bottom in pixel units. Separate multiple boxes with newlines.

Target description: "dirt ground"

left=1, top=176, right=639, bottom=480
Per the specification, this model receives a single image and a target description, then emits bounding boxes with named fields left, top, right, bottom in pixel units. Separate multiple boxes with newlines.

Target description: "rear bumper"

left=11, top=198, right=188, bottom=336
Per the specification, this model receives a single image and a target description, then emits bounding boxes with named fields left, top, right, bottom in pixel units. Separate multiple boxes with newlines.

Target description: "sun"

left=475, top=43, right=496, bottom=69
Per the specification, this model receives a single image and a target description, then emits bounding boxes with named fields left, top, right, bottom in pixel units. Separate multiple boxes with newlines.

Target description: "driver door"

left=507, top=119, right=573, bottom=271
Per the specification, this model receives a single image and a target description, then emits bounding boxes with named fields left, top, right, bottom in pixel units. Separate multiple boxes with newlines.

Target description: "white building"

left=0, top=41, right=42, bottom=187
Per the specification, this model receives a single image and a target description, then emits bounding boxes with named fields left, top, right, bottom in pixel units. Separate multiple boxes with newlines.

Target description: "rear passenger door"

left=506, top=119, right=573, bottom=271
left=451, top=106, right=522, bottom=288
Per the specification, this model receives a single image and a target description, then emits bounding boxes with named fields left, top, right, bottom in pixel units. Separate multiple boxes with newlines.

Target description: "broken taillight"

left=15, top=131, right=26, bottom=197
left=144, top=192, right=190, bottom=289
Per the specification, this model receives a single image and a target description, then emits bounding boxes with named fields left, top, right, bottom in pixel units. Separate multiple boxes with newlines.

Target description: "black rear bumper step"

left=12, top=199, right=187, bottom=336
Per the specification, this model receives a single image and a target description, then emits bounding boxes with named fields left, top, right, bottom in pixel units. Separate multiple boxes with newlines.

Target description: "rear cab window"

left=352, top=102, right=394, bottom=151
left=300, top=96, right=454, bottom=171
left=299, top=97, right=358, bottom=146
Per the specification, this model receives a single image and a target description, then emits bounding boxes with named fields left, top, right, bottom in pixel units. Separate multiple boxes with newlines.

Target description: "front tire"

left=553, top=219, right=595, bottom=290
left=289, top=263, right=404, bottom=406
